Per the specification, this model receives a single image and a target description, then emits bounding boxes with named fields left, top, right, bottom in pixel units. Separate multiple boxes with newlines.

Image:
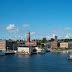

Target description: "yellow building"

left=60, top=42, right=72, bottom=49
left=0, top=40, right=6, bottom=51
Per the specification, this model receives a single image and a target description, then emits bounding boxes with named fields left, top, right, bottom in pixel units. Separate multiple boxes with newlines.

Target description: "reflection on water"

left=0, top=53, right=72, bottom=72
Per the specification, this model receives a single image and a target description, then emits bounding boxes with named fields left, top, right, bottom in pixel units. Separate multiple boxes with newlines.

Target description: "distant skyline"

left=0, top=0, right=72, bottom=39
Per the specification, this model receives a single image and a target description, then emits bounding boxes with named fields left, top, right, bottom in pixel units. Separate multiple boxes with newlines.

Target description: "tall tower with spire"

left=26, top=32, right=37, bottom=47
left=27, top=32, right=30, bottom=42
left=26, top=32, right=30, bottom=47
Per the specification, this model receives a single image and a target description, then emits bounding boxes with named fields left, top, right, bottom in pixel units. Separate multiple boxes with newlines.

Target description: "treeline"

left=58, top=39, right=72, bottom=42
left=34, top=38, right=72, bottom=45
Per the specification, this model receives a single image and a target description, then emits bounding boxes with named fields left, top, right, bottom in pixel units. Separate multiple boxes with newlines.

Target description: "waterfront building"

left=0, top=40, right=6, bottom=51
left=17, top=46, right=45, bottom=54
left=17, top=40, right=25, bottom=47
left=17, top=32, right=37, bottom=54
left=50, top=35, right=58, bottom=49
left=51, top=41, right=58, bottom=49
left=17, top=46, right=30, bottom=54
left=6, top=39, right=18, bottom=51
left=60, top=42, right=72, bottom=49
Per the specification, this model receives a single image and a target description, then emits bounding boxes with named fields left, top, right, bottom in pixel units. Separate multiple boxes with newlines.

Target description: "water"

left=0, top=52, right=72, bottom=72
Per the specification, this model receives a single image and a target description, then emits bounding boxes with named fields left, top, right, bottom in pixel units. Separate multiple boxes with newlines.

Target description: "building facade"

left=51, top=41, right=58, bottom=49
left=0, top=40, right=6, bottom=51
left=6, top=39, right=18, bottom=51
left=18, top=47, right=30, bottom=54
left=60, top=42, right=72, bottom=49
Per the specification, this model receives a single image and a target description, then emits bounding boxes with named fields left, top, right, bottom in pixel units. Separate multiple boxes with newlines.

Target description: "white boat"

left=67, top=52, right=72, bottom=60
left=68, top=55, right=72, bottom=60
left=0, top=50, right=5, bottom=56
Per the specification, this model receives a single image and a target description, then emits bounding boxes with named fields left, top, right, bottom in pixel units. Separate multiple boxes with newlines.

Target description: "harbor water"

left=0, top=53, right=72, bottom=72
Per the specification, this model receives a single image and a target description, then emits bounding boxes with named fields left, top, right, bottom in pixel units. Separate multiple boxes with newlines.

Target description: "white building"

left=17, top=46, right=45, bottom=54
left=17, top=47, right=30, bottom=54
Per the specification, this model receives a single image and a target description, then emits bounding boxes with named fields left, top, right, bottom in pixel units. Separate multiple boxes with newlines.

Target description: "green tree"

left=41, top=38, right=47, bottom=43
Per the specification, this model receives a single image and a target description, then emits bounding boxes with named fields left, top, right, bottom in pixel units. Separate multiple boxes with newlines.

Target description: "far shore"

left=49, top=48, right=72, bottom=53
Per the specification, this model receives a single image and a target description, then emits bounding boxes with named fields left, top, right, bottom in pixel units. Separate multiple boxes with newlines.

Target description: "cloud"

left=6, top=24, right=18, bottom=32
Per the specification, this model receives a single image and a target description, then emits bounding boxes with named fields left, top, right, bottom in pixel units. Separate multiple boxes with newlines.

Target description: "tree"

left=50, top=38, right=54, bottom=42
left=57, top=42, right=60, bottom=47
left=41, top=38, right=47, bottom=43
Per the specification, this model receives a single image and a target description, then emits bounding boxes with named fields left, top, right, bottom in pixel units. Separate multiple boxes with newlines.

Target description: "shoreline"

left=50, top=49, right=72, bottom=54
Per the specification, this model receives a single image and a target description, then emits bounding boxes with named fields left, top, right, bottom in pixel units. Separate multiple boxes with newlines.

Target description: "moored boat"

left=0, top=50, right=5, bottom=56
left=67, top=52, right=72, bottom=60
left=5, top=51, right=15, bottom=55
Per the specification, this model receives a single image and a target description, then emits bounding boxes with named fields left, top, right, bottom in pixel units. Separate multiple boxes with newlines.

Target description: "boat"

left=67, top=52, right=72, bottom=60
left=37, top=50, right=46, bottom=54
left=5, top=51, right=15, bottom=55
left=67, top=54, right=72, bottom=60
left=30, top=48, right=37, bottom=55
left=0, top=50, right=5, bottom=56
left=30, top=52, right=37, bottom=55
left=45, top=48, right=50, bottom=52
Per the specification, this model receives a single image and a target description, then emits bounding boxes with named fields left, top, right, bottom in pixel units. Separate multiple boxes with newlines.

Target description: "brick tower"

left=26, top=32, right=30, bottom=47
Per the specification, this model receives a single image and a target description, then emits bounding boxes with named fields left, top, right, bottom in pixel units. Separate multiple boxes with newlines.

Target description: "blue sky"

left=0, top=0, right=72, bottom=39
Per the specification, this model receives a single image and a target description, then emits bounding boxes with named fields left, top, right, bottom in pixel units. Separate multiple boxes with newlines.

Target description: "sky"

left=0, top=0, right=72, bottom=39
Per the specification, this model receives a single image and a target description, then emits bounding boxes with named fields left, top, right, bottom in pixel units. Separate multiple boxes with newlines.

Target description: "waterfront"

left=0, top=53, right=72, bottom=72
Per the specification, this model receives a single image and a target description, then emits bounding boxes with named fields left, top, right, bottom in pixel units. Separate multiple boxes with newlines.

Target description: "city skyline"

left=0, top=0, right=72, bottom=39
